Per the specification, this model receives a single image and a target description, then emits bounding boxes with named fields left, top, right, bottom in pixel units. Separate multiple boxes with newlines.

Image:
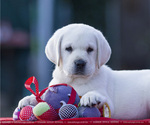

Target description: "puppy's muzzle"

left=74, top=59, right=86, bottom=75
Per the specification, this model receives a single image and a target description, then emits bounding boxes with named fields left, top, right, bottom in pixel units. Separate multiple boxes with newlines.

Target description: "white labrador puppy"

left=18, top=24, right=150, bottom=120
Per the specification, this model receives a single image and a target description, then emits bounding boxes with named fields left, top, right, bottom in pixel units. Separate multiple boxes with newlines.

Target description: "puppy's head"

left=45, top=24, right=111, bottom=78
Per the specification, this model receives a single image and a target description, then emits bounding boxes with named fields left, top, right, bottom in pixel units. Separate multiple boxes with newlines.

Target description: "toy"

left=59, top=104, right=78, bottom=119
left=13, top=76, right=111, bottom=121
left=13, top=105, right=37, bottom=121
left=39, top=84, right=80, bottom=120
left=33, top=102, right=58, bottom=120
left=13, top=76, right=80, bottom=121
left=19, top=105, right=37, bottom=121
left=42, top=84, right=80, bottom=110
left=78, top=106, right=101, bottom=118
left=102, top=103, right=111, bottom=118
left=13, top=107, right=21, bottom=120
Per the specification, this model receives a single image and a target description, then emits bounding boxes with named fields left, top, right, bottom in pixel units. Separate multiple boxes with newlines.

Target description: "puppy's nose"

left=74, top=59, right=86, bottom=69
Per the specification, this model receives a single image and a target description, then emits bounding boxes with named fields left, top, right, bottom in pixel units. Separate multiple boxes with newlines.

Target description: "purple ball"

left=42, top=84, right=80, bottom=110
left=78, top=106, right=101, bottom=118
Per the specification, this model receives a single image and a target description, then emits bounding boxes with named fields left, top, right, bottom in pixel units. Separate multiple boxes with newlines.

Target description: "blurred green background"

left=1, top=0, right=150, bottom=117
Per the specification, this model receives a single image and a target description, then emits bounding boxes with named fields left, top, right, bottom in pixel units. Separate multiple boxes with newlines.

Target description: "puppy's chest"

left=70, top=83, right=94, bottom=96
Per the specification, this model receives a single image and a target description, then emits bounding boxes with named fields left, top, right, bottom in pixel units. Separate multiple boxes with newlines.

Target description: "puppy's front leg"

left=80, top=91, right=114, bottom=115
left=18, top=94, right=38, bottom=109
left=80, top=91, right=106, bottom=107
left=80, top=91, right=114, bottom=116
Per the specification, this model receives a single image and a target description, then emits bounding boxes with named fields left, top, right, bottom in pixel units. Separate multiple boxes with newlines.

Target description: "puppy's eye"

left=87, top=47, right=93, bottom=53
left=65, top=46, right=72, bottom=52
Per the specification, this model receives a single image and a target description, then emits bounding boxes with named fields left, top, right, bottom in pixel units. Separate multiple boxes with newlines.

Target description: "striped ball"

left=13, top=107, right=21, bottom=121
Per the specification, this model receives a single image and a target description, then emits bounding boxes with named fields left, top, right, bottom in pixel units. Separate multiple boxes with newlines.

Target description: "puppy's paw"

left=18, top=95, right=38, bottom=109
left=80, top=91, right=106, bottom=108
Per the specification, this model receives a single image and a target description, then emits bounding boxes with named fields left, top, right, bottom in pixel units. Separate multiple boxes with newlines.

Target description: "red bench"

left=0, top=117, right=150, bottom=125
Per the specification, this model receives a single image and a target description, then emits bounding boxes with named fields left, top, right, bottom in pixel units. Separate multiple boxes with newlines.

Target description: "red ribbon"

left=25, top=76, right=77, bottom=106
left=24, top=76, right=48, bottom=102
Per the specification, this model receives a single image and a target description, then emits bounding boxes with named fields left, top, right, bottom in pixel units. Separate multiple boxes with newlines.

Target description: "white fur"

left=18, top=24, right=150, bottom=120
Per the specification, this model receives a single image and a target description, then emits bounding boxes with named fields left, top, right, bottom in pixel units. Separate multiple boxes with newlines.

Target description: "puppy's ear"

left=45, top=30, right=62, bottom=66
left=95, top=30, right=111, bottom=68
